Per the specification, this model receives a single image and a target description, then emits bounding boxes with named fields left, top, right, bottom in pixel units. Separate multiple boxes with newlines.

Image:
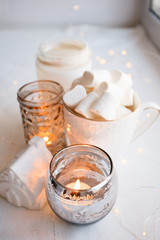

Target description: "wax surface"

left=66, top=179, right=90, bottom=190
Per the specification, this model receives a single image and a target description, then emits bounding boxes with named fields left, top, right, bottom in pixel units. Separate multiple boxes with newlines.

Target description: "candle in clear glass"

left=46, top=144, right=118, bottom=224
left=17, top=80, right=66, bottom=155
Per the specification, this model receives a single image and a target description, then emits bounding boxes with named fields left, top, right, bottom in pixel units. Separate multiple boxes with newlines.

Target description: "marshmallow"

left=72, top=71, right=94, bottom=88
left=72, top=70, right=111, bottom=89
left=75, top=92, right=99, bottom=119
left=94, top=81, right=109, bottom=95
left=106, top=82, right=125, bottom=101
left=66, top=69, right=134, bottom=121
left=121, top=88, right=134, bottom=106
left=63, top=85, right=87, bottom=109
left=0, top=136, right=52, bottom=209
left=110, top=70, right=132, bottom=89
left=116, top=105, right=132, bottom=119
left=87, top=70, right=111, bottom=88
left=91, top=92, right=120, bottom=120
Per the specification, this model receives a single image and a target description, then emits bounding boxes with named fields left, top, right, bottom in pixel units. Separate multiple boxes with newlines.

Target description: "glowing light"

left=121, top=50, right=127, bottom=55
left=66, top=179, right=90, bottom=190
left=108, top=50, right=115, bottom=56
left=126, top=62, right=132, bottom=68
left=74, top=179, right=80, bottom=189
left=43, top=136, right=49, bottom=142
left=121, top=159, right=128, bottom=165
left=100, top=59, right=106, bottom=64
left=113, top=208, right=119, bottom=215
left=128, top=73, right=132, bottom=78
left=137, top=148, right=144, bottom=154
left=73, top=5, right=79, bottom=10
left=146, top=113, right=151, bottom=118
left=142, top=231, right=146, bottom=236
left=13, top=80, right=18, bottom=85
left=67, top=124, right=71, bottom=132
left=67, top=127, right=70, bottom=132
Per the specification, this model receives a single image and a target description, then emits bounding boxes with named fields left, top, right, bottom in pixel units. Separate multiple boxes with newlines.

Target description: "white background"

left=0, top=1, right=160, bottom=240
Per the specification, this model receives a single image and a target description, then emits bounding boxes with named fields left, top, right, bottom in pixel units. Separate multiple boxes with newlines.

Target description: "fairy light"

left=73, top=5, right=79, bottom=10
left=146, top=113, right=151, bottom=118
left=142, top=203, right=160, bottom=240
left=121, top=50, right=127, bottom=55
left=137, top=148, right=144, bottom=154
left=13, top=80, right=18, bottom=85
left=121, top=158, right=128, bottom=165
left=108, top=50, right=115, bottom=56
left=113, top=208, right=120, bottom=215
left=67, top=124, right=71, bottom=132
left=117, top=187, right=160, bottom=238
left=126, top=62, right=132, bottom=68
left=113, top=207, right=140, bottom=238
left=128, top=73, right=132, bottom=78
left=99, top=59, right=106, bottom=64
left=142, top=231, right=147, bottom=236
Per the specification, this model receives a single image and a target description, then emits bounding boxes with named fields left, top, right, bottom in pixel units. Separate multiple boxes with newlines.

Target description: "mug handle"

left=132, top=101, right=160, bottom=141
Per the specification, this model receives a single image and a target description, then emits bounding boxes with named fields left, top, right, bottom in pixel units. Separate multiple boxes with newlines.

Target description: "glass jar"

left=17, top=80, right=66, bottom=155
left=36, top=39, right=92, bottom=92
left=46, top=144, right=118, bottom=224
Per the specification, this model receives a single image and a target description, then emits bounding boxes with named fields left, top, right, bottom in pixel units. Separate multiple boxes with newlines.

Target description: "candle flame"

left=74, top=179, right=81, bottom=190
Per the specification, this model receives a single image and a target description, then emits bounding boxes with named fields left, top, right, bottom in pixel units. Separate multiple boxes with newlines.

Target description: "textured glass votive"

left=17, top=80, right=66, bottom=155
left=46, top=144, right=118, bottom=224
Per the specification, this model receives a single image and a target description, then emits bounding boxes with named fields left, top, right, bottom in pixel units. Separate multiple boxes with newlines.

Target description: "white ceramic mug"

left=63, top=92, right=160, bottom=159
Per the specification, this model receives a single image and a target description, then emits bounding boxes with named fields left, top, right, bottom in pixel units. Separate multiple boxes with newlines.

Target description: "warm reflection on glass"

left=17, top=80, right=66, bottom=155
left=46, top=145, right=118, bottom=224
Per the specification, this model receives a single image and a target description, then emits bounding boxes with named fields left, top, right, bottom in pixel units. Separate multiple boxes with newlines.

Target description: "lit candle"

left=37, top=132, right=55, bottom=146
left=43, top=136, right=50, bottom=143
left=66, top=179, right=90, bottom=190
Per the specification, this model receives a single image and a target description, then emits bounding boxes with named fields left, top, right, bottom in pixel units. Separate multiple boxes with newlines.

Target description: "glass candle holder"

left=46, top=144, right=118, bottom=224
left=17, top=80, right=66, bottom=155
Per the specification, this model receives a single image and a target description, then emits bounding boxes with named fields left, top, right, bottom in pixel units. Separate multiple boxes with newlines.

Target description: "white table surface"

left=0, top=24, right=160, bottom=240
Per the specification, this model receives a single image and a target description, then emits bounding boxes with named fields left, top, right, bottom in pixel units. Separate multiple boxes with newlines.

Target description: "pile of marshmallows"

left=63, top=70, right=135, bottom=121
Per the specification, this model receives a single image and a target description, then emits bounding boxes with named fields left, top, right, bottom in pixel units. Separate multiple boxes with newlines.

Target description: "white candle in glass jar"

left=36, top=39, right=92, bottom=92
